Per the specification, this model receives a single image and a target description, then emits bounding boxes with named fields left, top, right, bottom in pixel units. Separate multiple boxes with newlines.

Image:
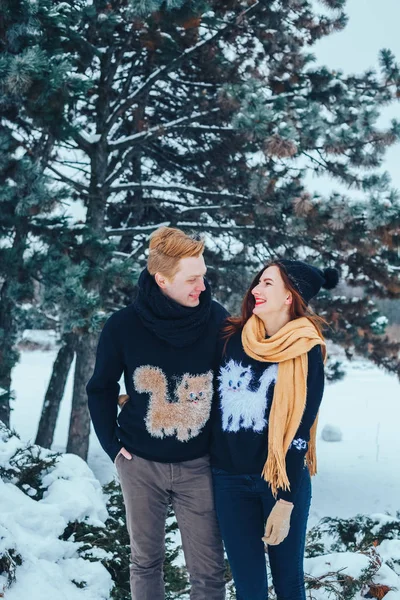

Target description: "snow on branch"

left=106, top=222, right=171, bottom=234
left=69, top=128, right=96, bottom=155
left=106, top=222, right=255, bottom=236
left=107, top=109, right=221, bottom=152
left=109, top=182, right=247, bottom=201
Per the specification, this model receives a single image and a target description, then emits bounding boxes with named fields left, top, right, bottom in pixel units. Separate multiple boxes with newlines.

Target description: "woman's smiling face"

left=251, top=265, right=292, bottom=318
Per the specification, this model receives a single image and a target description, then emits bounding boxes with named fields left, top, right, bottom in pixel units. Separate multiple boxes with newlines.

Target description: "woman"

left=210, top=259, right=339, bottom=600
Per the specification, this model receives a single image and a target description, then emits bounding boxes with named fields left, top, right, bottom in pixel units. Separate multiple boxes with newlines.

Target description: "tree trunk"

left=66, top=332, right=98, bottom=459
left=0, top=372, right=12, bottom=427
left=0, top=298, right=13, bottom=426
left=66, top=48, right=112, bottom=458
left=35, top=333, right=76, bottom=448
left=0, top=280, right=20, bottom=427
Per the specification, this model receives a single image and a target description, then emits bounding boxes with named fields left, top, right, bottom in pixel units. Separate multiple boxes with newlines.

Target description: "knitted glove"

left=262, top=500, right=294, bottom=546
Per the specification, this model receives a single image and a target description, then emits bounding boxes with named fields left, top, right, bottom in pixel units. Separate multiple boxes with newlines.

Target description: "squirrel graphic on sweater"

left=133, top=366, right=213, bottom=442
left=218, top=360, right=278, bottom=432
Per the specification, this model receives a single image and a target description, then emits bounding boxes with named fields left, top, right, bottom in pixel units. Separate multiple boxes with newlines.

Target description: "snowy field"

left=3, top=340, right=400, bottom=599
left=10, top=344, right=400, bottom=521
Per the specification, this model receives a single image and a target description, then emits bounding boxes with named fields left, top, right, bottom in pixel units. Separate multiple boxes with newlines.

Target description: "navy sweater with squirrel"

left=210, top=330, right=325, bottom=502
left=87, top=269, right=228, bottom=463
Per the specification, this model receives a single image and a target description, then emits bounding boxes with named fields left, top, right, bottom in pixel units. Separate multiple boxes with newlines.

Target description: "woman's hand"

left=262, top=499, right=294, bottom=546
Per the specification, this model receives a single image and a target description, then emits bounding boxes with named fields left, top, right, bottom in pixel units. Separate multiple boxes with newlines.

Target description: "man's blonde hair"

left=147, top=227, right=205, bottom=279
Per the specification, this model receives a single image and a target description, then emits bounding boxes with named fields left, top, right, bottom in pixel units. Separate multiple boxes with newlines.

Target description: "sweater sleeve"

left=86, top=315, right=124, bottom=462
left=277, top=344, right=325, bottom=503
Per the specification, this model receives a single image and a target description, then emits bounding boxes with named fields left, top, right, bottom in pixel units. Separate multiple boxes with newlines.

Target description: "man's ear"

left=155, top=272, right=167, bottom=289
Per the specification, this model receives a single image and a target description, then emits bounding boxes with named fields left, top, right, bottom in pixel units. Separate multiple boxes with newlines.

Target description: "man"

left=87, top=226, right=227, bottom=600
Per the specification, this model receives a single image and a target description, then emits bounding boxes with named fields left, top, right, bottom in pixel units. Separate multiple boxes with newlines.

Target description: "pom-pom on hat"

left=277, top=259, right=339, bottom=304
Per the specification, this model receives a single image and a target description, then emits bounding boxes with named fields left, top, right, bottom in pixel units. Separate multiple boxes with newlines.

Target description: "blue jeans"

left=212, top=467, right=311, bottom=600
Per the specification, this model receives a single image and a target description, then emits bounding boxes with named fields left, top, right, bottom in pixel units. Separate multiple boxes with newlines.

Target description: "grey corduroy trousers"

left=115, top=452, right=226, bottom=600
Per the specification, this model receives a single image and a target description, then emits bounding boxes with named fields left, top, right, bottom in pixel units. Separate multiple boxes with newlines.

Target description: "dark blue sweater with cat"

left=210, top=330, right=325, bottom=502
left=87, top=269, right=228, bottom=463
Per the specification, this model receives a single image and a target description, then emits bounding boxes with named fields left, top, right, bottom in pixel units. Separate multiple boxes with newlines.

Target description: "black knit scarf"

left=134, top=268, right=212, bottom=348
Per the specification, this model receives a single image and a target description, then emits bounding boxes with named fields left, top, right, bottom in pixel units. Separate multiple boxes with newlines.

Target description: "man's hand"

left=262, top=499, right=294, bottom=546
left=114, top=447, right=133, bottom=464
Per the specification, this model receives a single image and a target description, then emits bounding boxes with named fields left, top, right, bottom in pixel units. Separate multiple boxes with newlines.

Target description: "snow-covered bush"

left=2, top=421, right=399, bottom=600
left=225, top=514, right=400, bottom=600
left=65, top=480, right=190, bottom=599
left=0, top=422, right=193, bottom=599
left=0, top=426, right=60, bottom=500
left=304, top=514, right=400, bottom=599
left=0, top=422, right=113, bottom=599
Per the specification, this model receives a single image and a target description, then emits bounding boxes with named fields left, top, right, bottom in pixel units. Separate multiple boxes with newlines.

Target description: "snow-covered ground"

left=10, top=343, right=400, bottom=520
left=311, top=361, right=400, bottom=526
left=4, top=340, right=400, bottom=599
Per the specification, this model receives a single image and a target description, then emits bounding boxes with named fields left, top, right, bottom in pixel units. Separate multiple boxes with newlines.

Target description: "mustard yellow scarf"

left=241, top=315, right=326, bottom=497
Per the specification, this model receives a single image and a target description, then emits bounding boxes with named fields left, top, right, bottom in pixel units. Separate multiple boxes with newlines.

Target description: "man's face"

left=156, top=255, right=207, bottom=307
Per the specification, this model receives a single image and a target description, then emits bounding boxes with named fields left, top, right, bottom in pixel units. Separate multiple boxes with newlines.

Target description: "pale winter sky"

left=312, top=0, right=400, bottom=191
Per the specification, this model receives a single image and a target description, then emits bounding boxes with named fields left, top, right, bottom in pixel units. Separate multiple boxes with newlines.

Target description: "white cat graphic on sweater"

left=218, top=360, right=278, bottom=432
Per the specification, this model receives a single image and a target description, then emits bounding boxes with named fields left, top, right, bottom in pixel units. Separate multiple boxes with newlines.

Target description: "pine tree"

left=41, top=0, right=400, bottom=399
left=0, top=0, right=135, bottom=445
left=113, top=0, right=400, bottom=381
left=13, top=0, right=399, bottom=457
left=0, top=0, right=72, bottom=425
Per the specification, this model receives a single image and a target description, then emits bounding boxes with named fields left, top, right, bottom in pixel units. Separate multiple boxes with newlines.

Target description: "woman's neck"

left=260, top=312, right=291, bottom=337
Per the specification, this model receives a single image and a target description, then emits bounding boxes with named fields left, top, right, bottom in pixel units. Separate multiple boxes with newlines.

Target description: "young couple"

left=87, top=226, right=338, bottom=600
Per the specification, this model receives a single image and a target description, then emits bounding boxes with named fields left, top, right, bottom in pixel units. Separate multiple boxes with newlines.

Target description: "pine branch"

left=69, top=128, right=95, bottom=155
left=105, top=0, right=264, bottom=132
left=109, top=182, right=247, bottom=201
left=46, top=165, right=89, bottom=195
left=166, top=74, right=217, bottom=89
left=107, top=108, right=221, bottom=152
left=107, top=222, right=170, bottom=234
left=53, top=160, right=90, bottom=176
left=171, top=124, right=235, bottom=133
left=105, top=109, right=225, bottom=187
left=147, top=142, right=208, bottom=178
left=106, top=222, right=257, bottom=235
